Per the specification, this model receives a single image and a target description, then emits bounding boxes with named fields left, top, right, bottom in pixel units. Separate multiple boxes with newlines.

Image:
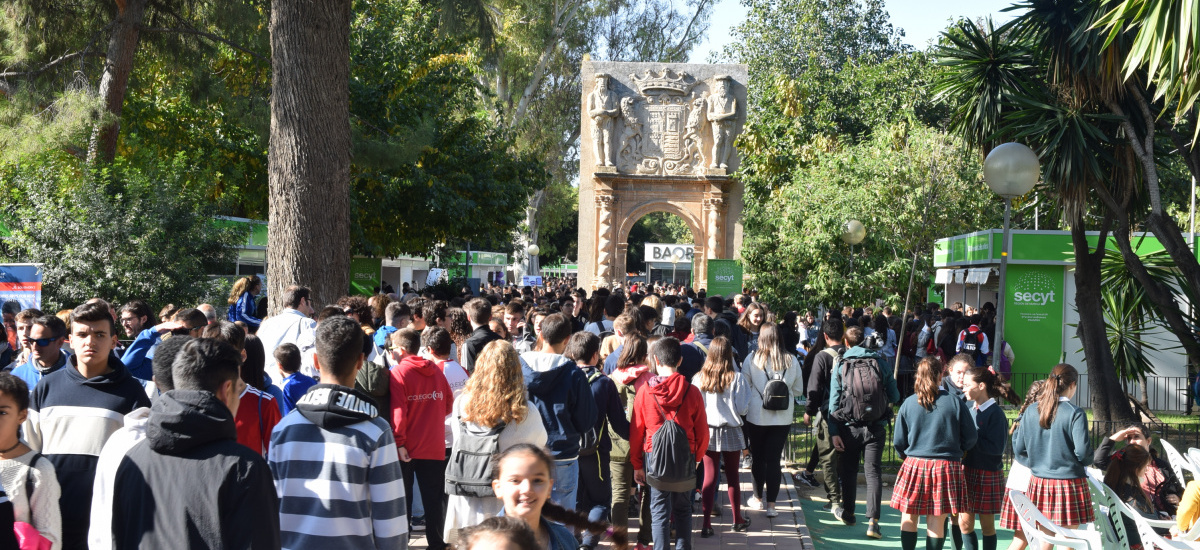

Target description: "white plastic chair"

left=1188, top=448, right=1200, bottom=472
left=1162, top=440, right=1199, bottom=483
left=1087, top=477, right=1133, bottom=549
left=1009, top=490, right=1103, bottom=550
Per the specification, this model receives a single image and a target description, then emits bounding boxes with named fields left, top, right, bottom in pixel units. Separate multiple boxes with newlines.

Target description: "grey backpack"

left=645, top=385, right=696, bottom=492
left=444, top=420, right=506, bottom=498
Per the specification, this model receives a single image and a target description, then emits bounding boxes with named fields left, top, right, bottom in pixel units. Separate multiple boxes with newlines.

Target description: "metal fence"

left=783, top=411, right=1200, bottom=473
left=1006, top=373, right=1194, bottom=414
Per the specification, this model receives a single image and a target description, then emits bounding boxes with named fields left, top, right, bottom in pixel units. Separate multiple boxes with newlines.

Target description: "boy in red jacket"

left=631, top=337, right=708, bottom=550
left=389, top=327, right=453, bottom=550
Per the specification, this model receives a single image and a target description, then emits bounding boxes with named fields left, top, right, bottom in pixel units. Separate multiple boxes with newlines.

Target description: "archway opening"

left=625, top=211, right=696, bottom=286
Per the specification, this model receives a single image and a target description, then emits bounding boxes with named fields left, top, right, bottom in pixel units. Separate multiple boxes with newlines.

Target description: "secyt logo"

left=1011, top=271, right=1057, bottom=306
left=711, top=264, right=738, bottom=283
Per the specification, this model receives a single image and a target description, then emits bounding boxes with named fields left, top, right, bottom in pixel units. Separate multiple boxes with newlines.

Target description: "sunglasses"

left=23, top=335, right=62, bottom=348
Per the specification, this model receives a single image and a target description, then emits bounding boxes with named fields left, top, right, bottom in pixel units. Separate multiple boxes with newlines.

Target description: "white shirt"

left=254, top=309, right=317, bottom=379
left=88, top=407, right=151, bottom=550
left=436, top=359, right=470, bottom=447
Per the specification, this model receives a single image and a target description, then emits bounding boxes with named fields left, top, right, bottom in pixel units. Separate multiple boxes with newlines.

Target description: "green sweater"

left=893, top=390, right=977, bottom=460
left=1012, top=399, right=1093, bottom=479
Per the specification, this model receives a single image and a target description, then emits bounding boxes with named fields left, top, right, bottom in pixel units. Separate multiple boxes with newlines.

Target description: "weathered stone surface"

left=578, top=60, right=748, bottom=291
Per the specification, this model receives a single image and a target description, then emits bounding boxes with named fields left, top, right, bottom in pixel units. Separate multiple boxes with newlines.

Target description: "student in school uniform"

left=942, top=353, right=973, bottom=401
left=997, top=380, right=1046, bottom=550
left=958, top=367, right=1021, bottom=550
left=891, top=356, right=978, bottom=550
left=1011, top=364, right=1094, bottom=533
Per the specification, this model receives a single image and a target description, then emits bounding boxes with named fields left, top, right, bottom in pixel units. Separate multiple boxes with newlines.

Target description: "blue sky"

left=688, top=0, right=1021, bottom=63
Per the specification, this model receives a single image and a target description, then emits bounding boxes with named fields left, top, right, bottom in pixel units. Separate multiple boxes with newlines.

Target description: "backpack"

left=444, top=420, right=507, bottom=497
left=754, top=360, right=791, bottom=411
left=644, top=385, right=696, bottom=492
left=691, top=341, right=708, bottom=358
left=960, top=326, right=985, bottom=363
left=831, top=355, right=890, bottom=426
left=995, top=339, right=1012, bottom=377
left=578, top=369, right=606, bottom=456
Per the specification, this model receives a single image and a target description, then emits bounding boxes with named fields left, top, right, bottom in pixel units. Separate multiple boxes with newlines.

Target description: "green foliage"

left=740, top=124, right=1001, bottom=311
left=1098, top=247, right=1177, bottom=382
left=347, top=0, right=547, bottom=258
left=0, top=153, right=247, bottom=311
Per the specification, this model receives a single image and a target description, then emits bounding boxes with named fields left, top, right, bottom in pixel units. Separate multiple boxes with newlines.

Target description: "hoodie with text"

left=389, top=355, right=453, bottom=460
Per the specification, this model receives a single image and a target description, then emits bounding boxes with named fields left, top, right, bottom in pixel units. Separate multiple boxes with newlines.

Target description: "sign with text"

left=348, top=257, right=382, bottom=296
left=706, top=259, right=742, bottom=297
left=0, top=264, right=42, bottom=311
left=521, top=276, right=544, bottom=287
left=1003, top=264, right=1065, bottom=382
left=645, top=243, right=695, bottom=262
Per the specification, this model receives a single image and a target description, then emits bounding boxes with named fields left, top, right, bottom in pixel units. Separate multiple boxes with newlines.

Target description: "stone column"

left=704, top=196, right=725, bottom=259
left=594, top=194, right=615, bottom=288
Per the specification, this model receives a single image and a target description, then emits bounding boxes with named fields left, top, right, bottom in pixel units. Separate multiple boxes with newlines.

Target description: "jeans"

left=611, top=458, right=652, bottom=545
left=837, top=423, right=885, bottom=521
left=578, top=452, right=611, bottom=548
left=403, top=458, right=447, bottom=550
left=553, top=459, right=579, bottom=510
left=702, top=450, right=743, bottom=527
left=649, top=487, right=692, bottom=550
left=744, top=422, right=790, bottom=502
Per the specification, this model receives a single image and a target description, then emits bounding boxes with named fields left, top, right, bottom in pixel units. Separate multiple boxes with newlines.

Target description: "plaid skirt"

left=964, top=467, right=1005, bottom=515
left=1024, top=475, right=1094, bottom=526
left=999, top=490, right=1021, bottom=530
left=708, top=425, right=746, bottom=452
left=890, top=457, right=965, bottom=516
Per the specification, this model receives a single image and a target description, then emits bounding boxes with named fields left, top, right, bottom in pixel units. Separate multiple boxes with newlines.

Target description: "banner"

left=645, top=243, right=695, bottom=262
left=521, top=276, right=543, bottom=287
left=0, top=264, right=43, bottom=311
left=349, top=257, right=382, bottom=296
left=706, top=260, right=742, bottom=297
left=1003, top=264, right=1065, bottom=381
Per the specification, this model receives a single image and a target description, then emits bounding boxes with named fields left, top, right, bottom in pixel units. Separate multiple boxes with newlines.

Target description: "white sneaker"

left=747, top=495, right=763, bottom=510
left=766, top=507, right=779, bottom=518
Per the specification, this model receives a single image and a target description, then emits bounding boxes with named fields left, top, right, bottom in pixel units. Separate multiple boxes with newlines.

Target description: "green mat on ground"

left=799, top=497, right=1016, bottom=549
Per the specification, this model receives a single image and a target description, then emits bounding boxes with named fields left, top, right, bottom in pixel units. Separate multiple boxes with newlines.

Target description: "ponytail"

left=1038, top=364, right=1079, bottom=429
left=1011, top=379, right=1045, bottom=435
left=914, top=356, right=943, bottom=410
left=542, top=501, right=629, bottom=549
left=967, top=367, right=1021, bottom=406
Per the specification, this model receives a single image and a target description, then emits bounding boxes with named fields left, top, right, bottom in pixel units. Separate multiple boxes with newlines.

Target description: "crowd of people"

left=0, top=276, right=1181, bottom=550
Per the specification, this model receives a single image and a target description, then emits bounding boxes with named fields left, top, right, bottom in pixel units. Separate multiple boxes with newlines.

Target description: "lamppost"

left=842, top=219, right=866, bottom=271
left=983, top=143, right=1041, bottom=359
left=670, top=253, right=680, bottom=285
left=526, top=244, right=540, bottom=279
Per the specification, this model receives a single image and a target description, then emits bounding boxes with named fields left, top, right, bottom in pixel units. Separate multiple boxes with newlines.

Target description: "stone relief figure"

left=618, top=96, right=643, bottom=165
left=683, top=95, right=706, bottom=169
left=588, top=73, right=620, bottom=167
left=706, top=75, right=738, bottom=169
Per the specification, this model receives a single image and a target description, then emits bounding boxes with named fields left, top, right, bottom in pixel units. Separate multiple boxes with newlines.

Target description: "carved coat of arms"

left=615, top=69, right=708, bottom=176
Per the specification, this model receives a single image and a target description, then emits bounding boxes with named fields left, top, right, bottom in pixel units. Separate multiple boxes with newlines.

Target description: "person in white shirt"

left=255, top=286, right=317, bottom=379
left=422, top=328, right=469, bottom=454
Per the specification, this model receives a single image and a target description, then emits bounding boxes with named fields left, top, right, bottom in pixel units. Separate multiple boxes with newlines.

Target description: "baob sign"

left=645, top=243, right=694, bottom=262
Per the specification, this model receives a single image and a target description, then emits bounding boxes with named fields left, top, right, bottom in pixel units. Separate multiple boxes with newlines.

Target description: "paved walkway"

left=408, top=470, right=815, bottom=549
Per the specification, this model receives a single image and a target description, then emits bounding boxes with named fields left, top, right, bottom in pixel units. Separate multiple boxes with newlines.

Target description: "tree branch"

left=0, top=51, right=106, bottom=79
left=668, top=0, right=713, bottom=60
left=139, top=26, right=266, bottom=62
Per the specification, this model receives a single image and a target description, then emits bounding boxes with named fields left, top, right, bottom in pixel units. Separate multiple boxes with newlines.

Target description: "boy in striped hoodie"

left=269, top=315, right=409, bottom=550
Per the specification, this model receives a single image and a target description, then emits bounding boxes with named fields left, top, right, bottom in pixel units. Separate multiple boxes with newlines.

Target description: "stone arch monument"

left=578, top=60, right=748, bottom=290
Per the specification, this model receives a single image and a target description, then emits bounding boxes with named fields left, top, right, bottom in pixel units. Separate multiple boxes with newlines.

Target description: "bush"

left=1, top=153, right=247, bottom=311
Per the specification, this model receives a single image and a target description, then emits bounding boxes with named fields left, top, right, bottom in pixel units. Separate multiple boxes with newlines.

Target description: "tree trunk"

left=1072, top=220, right=1138, bottom=424
left=266, top=0, right=352, bottom=313
left=87, top=0, right=148, bottom=165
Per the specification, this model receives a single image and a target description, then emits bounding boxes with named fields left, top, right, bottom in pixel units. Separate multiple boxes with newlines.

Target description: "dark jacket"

left=716, top=311, right=748, bottom=359
left=805, top=345, right=845, bottom=417
left=113, top=390, right=280, bottom=550
left=522, top=353, right=599, bottom=460
left=580, top=365, right=630, bottom=455
left=461, top=326, right=501, bottom=375
left=1094, top=438, right=1184, bottom=515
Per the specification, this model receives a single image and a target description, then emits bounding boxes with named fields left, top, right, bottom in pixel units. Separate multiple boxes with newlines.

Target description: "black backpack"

left=960, top=326, right=985, bottom=363
left=831, top=355, right=890, bottom=425
left=578, top=369, right=606, bottom=456
left=444, top=420, right=506, bottom=497
left=756, top=362, right=791, bottom=411
left=644, top=385, right=696, bottom=492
